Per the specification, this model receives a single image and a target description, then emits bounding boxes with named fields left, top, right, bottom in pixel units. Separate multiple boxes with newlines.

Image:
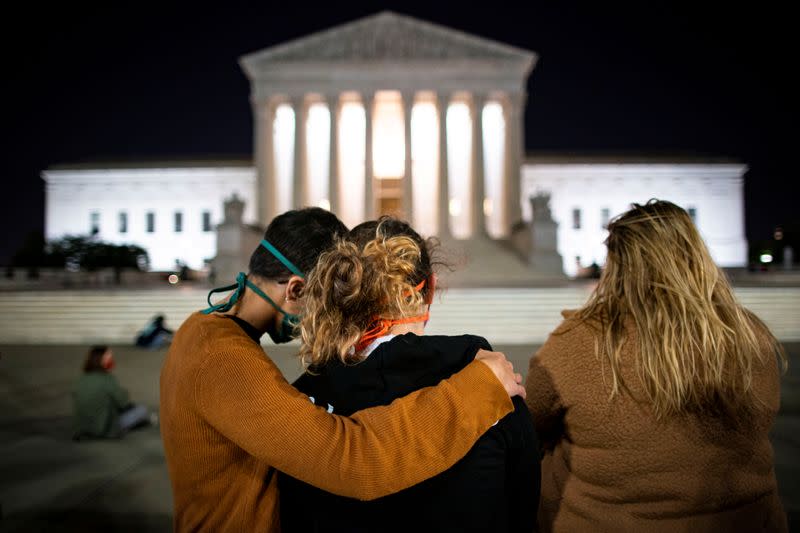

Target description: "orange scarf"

left=355, top=279, right=431, bottom=352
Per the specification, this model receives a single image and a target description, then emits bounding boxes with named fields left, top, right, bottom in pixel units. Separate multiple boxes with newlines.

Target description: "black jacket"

left=279, top=333, right=540, bottom=533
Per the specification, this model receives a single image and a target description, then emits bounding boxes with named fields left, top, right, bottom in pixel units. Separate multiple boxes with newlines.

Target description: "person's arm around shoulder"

left=195, top=347, right=522, bottom=501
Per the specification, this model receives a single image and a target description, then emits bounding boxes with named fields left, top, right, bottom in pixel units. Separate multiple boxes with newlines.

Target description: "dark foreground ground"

left=1, top=343, right=798, bottom=532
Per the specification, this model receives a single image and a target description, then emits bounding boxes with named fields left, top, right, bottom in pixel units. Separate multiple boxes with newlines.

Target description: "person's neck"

left=388, top=307, right=428, bottom=336
left=389, top=322, right=425, bottom=336
left=229, top=286, right=275, bottom=335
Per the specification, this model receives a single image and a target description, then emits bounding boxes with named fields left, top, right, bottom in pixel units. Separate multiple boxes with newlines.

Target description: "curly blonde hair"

left=576, top=199, right=786, bottom=417
left=299, top=217, right=435, bottom=370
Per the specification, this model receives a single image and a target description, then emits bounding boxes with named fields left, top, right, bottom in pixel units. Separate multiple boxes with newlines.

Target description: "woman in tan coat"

left=526, top=199, right=787, bottom=532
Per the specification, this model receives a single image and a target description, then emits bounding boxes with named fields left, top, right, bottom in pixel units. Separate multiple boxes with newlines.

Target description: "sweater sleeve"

left=195, top=347, right=513, bottom=501
left=525, top=333, right=567, bottom=451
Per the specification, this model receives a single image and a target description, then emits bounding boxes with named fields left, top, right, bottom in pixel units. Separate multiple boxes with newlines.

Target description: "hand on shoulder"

left=475, top=349, right=525, bottom=399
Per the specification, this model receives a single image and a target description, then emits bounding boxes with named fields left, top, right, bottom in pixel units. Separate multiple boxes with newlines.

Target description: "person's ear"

left=285, top=275, right=305, bottom=301
left=424, top=274, right=436, bottom=305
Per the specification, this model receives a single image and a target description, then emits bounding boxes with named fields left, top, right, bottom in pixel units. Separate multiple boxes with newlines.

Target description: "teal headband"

left=261, top=239, right=304, bottom=279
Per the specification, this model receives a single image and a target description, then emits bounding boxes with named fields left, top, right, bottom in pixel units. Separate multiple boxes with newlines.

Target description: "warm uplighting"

left=482, top=102, right=505, bottom=237
left=410, top=99, right=438, bottom=236
left=483, top=197, right=494, bottom=216
left=449, top=198, right=462, bottom=216
left=338, top=101, right=366, bottom=228
left=306, top=102, right=331, bottom=209
left=273, top=104, right=296, bottom=215
left=447, top=102, right=471, bottom=238
left=373, top=91, right=405, bottom=179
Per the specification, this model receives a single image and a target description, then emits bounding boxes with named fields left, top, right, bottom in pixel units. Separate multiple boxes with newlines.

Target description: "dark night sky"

left=4, top=2, right=797, bottom=263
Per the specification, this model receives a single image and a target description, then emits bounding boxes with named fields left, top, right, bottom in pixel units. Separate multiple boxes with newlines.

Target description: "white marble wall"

left=42, top=162, right=749, bottom=276
left=521, top=163, right=748, bottom=276
left=43, top=167, right=257, bottom=271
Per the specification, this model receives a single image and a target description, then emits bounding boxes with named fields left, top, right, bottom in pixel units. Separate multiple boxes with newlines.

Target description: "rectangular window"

left=572, top=208, right=582, bottom=230
left=202, top=211, right=212, bottom=232
left=688, top=207, right=697, bottom=223
left=90, top=211, right=100, bottom=235
left=146, top=212, right=155, bottom=233
left=600, top=208, right=610, bottom=228
left=119, top=212, right=128, bottom=234
left=174, top=211, right=183, bottom=233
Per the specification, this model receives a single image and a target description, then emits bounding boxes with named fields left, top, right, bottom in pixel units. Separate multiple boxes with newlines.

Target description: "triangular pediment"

left=241, top=11, right=535, bottom=66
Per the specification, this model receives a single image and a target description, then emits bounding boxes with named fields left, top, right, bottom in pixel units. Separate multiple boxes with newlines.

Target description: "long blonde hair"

left=576, top=199, right=786, bottom=417
left=299, top=217, right=435, bottom=370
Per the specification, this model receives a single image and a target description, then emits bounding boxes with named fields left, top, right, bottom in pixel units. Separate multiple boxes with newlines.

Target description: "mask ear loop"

left=202, top=240, right=305, bottom=314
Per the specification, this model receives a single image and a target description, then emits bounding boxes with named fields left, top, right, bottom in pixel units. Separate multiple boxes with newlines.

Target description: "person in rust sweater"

left=160, top=207, right=524, bottom=532
left=526, top=200, right=788, bottom=532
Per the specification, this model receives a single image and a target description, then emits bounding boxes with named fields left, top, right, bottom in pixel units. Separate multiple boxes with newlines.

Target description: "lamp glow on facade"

left=338, top=100, right=366, bottom=228
left=306, top=102, right=331, bottom=209
left=482, top=101, right=505, bottom=238
left=411, top=99, right=438, bottom=236
left=446, top=101, right=472, bottom=238
left=273, top=104, right=295, bottom=215
left=372, top=91, right=405, bottom=179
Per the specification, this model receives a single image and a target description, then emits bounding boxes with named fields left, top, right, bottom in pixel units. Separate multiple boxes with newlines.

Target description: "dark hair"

left=349, top=216, right=436, bottom=302
left=84, top=345, right=109, bottom=373
left=248, top=208, right=348, bottom=281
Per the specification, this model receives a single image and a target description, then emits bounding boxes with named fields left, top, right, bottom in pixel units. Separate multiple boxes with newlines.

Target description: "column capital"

left=324, top=92, right=341, bottom=107
left=502, top=91, right=526, bottom=113
left=289, top=93, right=309, bottom=108
left=361, top=91, right=376, bottom=107
left=468, top=92, right=488, bottom=119
left=252, top=97, right=278, bottom=119
left=435, top=90, right=452, bottom=105
left=471, top=91, right=488, bottom=108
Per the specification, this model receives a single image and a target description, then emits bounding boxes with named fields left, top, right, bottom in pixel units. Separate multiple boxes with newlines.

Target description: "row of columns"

left=254, top=90, right=525, bottom=238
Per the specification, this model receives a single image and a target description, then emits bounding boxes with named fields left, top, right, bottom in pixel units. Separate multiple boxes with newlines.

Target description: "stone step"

left=1, top=287, right=798, bottom=344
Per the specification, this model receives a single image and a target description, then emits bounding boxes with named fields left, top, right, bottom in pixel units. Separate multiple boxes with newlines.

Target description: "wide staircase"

left=1, top=286, right=798, bottom=344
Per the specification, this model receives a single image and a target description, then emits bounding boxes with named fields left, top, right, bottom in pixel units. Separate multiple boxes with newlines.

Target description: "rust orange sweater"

left=160, top=312, right=513, bottom=532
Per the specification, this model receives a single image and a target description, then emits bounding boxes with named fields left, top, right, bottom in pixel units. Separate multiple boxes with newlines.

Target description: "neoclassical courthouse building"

left=43, top=12, right=747, bottom=276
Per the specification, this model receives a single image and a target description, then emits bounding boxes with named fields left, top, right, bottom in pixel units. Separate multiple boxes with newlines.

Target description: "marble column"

left=469, top=92, right=487, bottom=238
left=254, top=98, right=275, bottom=226
left=291, top=95, right=308, bottom=209
left=326, top=93, right=340, bottom=214
left=436, top=91, right=450, bottom=238
left=402, top=91, right=415, bottom=225
left=503, top=92, right=524, bottom=234
left=363, top=93, right=375, bottom=220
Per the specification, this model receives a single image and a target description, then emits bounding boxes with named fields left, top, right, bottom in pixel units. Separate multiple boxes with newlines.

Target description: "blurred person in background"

left=72, top=345, right=154, bottom=440
left=135, top=314, right=173, bottom=349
